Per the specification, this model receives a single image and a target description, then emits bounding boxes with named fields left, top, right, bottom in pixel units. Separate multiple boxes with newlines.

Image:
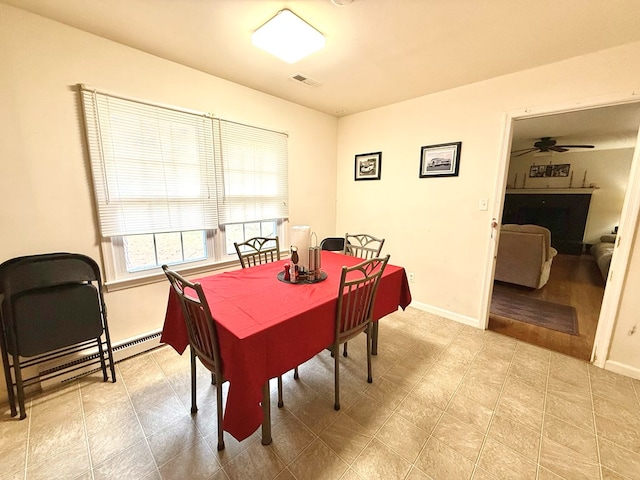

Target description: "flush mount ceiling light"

left=252, top=9, right=325, bottom=64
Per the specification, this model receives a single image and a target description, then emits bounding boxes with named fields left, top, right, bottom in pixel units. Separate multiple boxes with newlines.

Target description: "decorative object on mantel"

left=419, top=141, right=461, bottom=178
left=529, top=163, right=570, bottom=178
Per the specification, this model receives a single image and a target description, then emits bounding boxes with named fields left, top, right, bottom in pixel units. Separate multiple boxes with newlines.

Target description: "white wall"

left=0, top=5, right=338, bottom=401
left=335, top=41, right=640, bottom=376
left=507, top=149, right=634, bottom=244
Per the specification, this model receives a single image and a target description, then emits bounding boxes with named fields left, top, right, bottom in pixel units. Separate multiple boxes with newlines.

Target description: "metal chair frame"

left=0, top=253, right=116, bottom=420
left=331, top=255, right=389, bottom=410
left=234, top=237, right=280, bottom=269
left=343, top=233, right=385, bottom=260
left=340, top=233, right=386, bottom=357
left=162, top=265, right=285, bottom=450
left=163, top=265, right=227, bottom=450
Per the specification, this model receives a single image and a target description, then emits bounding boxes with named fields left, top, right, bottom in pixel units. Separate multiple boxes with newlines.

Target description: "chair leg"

left=190, top=350, right=198, bottom=414
left=12, top=352, right=26, bottom=420
left=371, top=321, right=379, bottom=356
left=277, top=376, right=284, bottom=408
left=343, top=342, right=348, bottom=357
left=334, top=345, right=340, bottom=411
left=294, top=366, right=299, bottom=380
left=0, top=338, right=17, bottom=417
left=96, top=338, right=107, bottom=382
left=216, top=379, right=225, bottom=450
left=366, top=328, right=373, bottom=384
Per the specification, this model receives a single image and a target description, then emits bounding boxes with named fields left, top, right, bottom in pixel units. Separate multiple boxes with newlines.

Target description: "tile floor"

left=2, top=308, right=640, bottom=480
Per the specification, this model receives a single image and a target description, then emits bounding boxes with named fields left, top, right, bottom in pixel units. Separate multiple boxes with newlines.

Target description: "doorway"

left=486, top=100, right=640, bottom=361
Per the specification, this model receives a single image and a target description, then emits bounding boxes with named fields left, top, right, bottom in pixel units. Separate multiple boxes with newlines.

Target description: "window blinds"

left=214, top=119, right=289, bottom=225
left=81, top=86, right=289, bottom=238
left=81, top=87, right=218, bottom=237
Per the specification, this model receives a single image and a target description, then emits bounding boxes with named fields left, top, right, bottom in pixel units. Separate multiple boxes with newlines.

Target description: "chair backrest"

left=320, top=237, right=346, bottom=252
left=501, top=224, right=554, bottom=261
left=343, top=233, right=385, bottom=260
left=334, top=255, right=390, bottom=345
left=233, top=237, right=281, bottom=268
left=0, top=253, right=107, bottom=356
left=162, top=266, right=222, bottom=375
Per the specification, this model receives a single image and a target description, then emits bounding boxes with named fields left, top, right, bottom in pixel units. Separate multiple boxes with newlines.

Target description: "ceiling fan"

left=511, top=137, right=595, bottom=157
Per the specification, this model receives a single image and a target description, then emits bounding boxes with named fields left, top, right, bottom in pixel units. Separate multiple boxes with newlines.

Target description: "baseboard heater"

left=36, top=330, right=163, bottom=390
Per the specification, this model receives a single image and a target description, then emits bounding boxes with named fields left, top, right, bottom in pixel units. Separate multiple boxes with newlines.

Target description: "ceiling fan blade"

left=554, top=144, right=595, bottom=149
left=511, top=148, right=537, bottom=157
left=550, top=146, right=569, bottom=153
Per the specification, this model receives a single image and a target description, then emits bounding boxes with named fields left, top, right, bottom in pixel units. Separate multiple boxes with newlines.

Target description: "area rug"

left=490, top=286, right=579, bottom=335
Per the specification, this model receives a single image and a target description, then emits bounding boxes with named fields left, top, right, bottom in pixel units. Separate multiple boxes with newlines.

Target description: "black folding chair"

left=320, top=237, right=346, bottom=252
left=0, top=253, right=116, bottom=419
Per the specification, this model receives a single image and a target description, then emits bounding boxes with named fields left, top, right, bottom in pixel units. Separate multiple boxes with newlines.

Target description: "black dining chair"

left=320, top=237, right=346, bottom=252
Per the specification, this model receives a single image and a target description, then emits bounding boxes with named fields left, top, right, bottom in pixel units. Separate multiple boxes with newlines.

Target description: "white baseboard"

left=408, top=301, right=480, bottom=328
left=603, top=360, right=640, bottom=381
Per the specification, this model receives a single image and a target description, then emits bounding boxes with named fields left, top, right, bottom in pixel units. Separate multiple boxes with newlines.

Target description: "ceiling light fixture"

left=252, top=9, right=325, bottom=64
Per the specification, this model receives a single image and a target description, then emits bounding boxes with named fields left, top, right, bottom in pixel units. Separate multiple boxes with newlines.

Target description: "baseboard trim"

left=603, top=360, right=640, bottom=381
left=408, top=301, right=480, bottom=328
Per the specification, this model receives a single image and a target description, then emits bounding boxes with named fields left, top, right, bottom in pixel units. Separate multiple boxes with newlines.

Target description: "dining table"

left=160, top=250, right=412, bottom=444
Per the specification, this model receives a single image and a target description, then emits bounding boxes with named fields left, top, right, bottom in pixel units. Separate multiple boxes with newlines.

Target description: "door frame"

left=480, top=91, right=640, bottom=368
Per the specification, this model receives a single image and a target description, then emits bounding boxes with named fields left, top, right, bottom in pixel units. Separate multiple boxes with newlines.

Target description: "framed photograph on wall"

left=354, top=151, right=382, bottom=181
left=419, top=141, right=462, bottom=178
left=529, top=163, right=570, bottom=178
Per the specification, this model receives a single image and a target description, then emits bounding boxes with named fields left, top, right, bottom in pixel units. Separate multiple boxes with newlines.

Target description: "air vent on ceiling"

left=289, top=73, right=321, bottom=87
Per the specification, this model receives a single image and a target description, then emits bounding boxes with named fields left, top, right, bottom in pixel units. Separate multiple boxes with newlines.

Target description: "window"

left=224, top=220, right=278, bottom=256
left=80, top=85, right=288, bottom=287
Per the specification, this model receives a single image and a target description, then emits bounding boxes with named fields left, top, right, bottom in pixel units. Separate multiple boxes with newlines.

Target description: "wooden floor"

left=488, top=253, right=605, bottom=360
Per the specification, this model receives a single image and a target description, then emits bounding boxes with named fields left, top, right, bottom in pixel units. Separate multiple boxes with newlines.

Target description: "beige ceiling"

left=5, top=0, right=640, bottom=119
left=5, top=0, right=640, bottom=154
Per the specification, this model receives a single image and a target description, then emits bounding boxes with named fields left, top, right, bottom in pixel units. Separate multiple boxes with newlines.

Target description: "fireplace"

left=502, top=193, right=592, bottom=255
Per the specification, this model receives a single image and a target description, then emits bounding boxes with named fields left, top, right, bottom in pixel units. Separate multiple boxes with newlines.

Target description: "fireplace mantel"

left=506, top=188, right=595, bottom=195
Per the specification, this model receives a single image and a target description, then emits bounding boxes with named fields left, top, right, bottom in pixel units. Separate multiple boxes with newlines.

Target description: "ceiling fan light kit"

left=252, top=9, right=325, bottom=64
left=511, top=137, right=595, bottom=157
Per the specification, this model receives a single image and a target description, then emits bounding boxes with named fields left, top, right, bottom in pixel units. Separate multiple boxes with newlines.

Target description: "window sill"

left=104, top=258, right=241, bottom=292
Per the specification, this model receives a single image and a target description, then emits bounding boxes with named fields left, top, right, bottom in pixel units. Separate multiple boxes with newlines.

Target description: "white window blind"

left=214, top=119, right=289, bottom=225
left=80, top=87, right=218, bottom=237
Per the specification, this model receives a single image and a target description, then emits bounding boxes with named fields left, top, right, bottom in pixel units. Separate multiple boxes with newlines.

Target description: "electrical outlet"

left=408, top=272, right=415, bottom=283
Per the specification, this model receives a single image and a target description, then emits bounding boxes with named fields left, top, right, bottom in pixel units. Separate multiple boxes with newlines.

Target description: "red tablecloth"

left=161, top=251, right=411, bottom=441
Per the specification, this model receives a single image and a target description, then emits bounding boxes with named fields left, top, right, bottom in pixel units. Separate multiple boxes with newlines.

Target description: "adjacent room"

left=2, top=1, right=640, bottom=479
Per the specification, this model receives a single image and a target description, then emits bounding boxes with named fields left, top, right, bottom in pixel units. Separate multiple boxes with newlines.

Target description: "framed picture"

left=354, top=151, right=382, bottom=181
left=419, top=142, right=461, bottom=178
left=529, top=163, right=570, bottom=178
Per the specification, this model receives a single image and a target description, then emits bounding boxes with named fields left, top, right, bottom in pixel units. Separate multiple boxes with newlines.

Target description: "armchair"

left=494, top=224, right=558, bottom=289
